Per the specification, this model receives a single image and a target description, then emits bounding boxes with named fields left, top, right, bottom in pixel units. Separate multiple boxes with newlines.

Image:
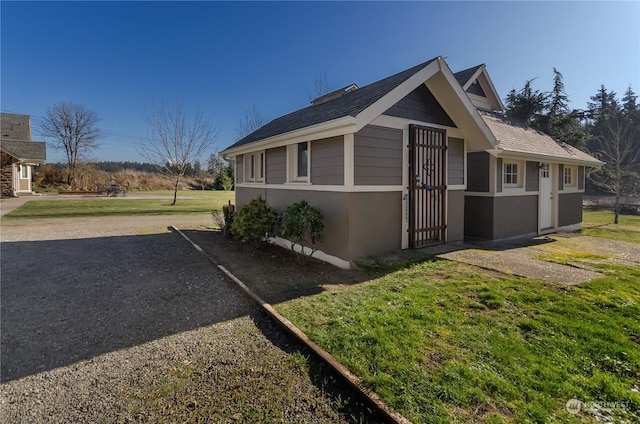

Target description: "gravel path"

left=0, top=215, right=377, bottom=422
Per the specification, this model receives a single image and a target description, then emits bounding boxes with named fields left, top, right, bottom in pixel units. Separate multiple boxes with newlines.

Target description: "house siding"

left=266, top=147, right=286, bottom=184
left=525, top=161, right=539, bottom=192
left=448, top=138, right=464, bottom=186
left=558, top=192, right=583, bottom=227
left=383, top=84, right=456, bottom=127
left=465, top=195, right=538, bottom=239
left=236, top=154, right=244, bottom=184
left=578, top=166, right=585, bottom=190
left=558, top=164, right=564, bottom=191
left=354, top=125, right=403, bottom=186
left=311, top=136, right=344, bottom=186
left=466, top=151, right=490, bottom=192
left=237, top=187, right=402, bottom=261
left=447, top=189, right=465, bottom=241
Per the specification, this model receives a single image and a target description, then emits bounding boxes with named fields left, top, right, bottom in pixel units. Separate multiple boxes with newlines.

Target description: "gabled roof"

left=480, top=110, right=602, bottom=166
left=1, top=139, right=47, bottom=164
left=225, top=58, right=437, bottom=151
left=454, top=65, right=484, bottom=88
left=454, top=64, right=504, bottom=111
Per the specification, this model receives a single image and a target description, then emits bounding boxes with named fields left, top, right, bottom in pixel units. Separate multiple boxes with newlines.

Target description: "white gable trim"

left=461, top=65, right=505, bottom=111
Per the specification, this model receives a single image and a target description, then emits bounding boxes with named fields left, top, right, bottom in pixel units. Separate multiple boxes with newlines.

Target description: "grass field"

left=581, top=209, right=640, bottom=244
left=1, top=190, right=234, bottom=220
left=276, top=212, right=640, bottom=423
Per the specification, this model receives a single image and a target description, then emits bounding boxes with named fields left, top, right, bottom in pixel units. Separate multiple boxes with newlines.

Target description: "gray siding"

left=578, top=166, right=585, bottom=190
left=558, top=192, right=583, bottom=227
left=236, top=154, right=244, bottom=184
left=447, top=190, right=465, bottom=241
left=464, top=196, right=494, bottom=239
left=266, top=147, right=286, bottom=184
left=493, top=195, right=538, bottom=239
left=558, top=164, right=564, bottom=191
left=236, top=187, right=402, bottom=261
left=466, top=151, right=490, bottom=192
left=448, top=138, right=464, bottom=186
left=354, top=125, right=403, bottom=185
left=525, top=161, right=539, bottom=192
left=311, top=136, right=344, bottom=185
left=383, top=84, right=456, bottom=127
left=465, top=195, right=538, bottom=240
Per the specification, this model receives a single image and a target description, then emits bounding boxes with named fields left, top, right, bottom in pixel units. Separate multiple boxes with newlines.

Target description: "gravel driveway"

left=0, top=215, right=376, bottom=422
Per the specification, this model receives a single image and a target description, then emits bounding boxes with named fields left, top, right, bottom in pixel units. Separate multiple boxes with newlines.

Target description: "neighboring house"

left=221, top=56, right=601, bottom=268
left=1, top=113, right=47, bottom=197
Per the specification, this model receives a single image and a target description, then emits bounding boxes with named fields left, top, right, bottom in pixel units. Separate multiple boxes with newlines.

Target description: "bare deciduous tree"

left=235, top=104, right=265, bottom=139
left=39, top=101, right=103, bottom=187
left=307, top=70, right=330, bottom=103
left=138, top=98, right=218, bottom=205
left=588, top=117, right=640, bottom=223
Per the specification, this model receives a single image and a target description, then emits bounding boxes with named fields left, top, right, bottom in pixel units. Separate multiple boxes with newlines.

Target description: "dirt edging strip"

left=171, top=226, right=411, bottom=424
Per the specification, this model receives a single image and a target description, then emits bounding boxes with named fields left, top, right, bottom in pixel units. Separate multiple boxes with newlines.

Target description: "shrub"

left=230, top=196, right=278, bottom=248
left=279, top=200, right=324, bottom=264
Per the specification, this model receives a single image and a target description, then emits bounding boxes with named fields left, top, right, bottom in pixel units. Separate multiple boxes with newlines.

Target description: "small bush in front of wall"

left=230, top=196, right=278, bottom=248
left=279, top=200, right=324, bottom=264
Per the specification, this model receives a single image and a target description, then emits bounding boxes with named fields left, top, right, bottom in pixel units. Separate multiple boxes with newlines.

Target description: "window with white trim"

left=564, top=166, right=575, bottom=187
left=20, top=165, right=29, bottom=179
left=503, top=161, right=521, bottom=187
left=287, top=141, right=310, bottom=182
left=245, top=151, right=264, bottom=182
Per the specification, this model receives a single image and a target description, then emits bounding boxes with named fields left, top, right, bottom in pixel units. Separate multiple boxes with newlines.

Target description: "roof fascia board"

left=477, top=67, right=505, bottom=111
left=430, top=58, right=498, bottom=149
left=354, top=59, right=441, bottom=132
left=461, top=65, right=485, bottom=91
left=222, top=116, right=357, bottom=157
left=495, top=149, right=603, bottom=166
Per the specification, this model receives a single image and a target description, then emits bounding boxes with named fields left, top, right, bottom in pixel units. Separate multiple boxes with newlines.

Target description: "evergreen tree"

left=504, top=79, right=547, bottom=126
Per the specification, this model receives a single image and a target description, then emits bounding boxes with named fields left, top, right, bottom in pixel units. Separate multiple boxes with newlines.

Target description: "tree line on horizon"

left=36, top=70, right=638, bottom=214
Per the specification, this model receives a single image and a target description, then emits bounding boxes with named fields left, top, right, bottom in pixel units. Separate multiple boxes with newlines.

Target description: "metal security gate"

left=409, top=125, right=447, bottom=248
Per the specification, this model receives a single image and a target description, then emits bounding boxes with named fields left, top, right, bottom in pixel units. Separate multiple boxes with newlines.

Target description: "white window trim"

left=502, top=160, right=523, bottom=189
left=20, top=164, right=30, bottom=179
left=286, top=141, right=310, bottom=183
left=244, top=151, right=265, bottom=184
left=563, top=165, right=576, bottom=188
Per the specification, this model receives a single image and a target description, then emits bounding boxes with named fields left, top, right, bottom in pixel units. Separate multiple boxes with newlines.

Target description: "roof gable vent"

left=311, top=83, right=359, bottom=106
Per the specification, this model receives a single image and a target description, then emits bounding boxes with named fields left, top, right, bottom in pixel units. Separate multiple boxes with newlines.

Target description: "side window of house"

left=503, top=162, right=519, bottom=187
left=564, top=166, right=575, bottom=187
left=286, top=141, right=310, bottom=182
left=246, top=152, right=264, bottom=182
left=297, top=142, right=308, bottom=178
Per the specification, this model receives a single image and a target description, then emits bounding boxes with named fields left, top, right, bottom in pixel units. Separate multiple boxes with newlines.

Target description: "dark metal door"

left=409, top=125, right=447, bottom=248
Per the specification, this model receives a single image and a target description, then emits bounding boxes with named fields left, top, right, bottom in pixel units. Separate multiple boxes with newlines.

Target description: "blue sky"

left=2, top=1, right=639, bottom=163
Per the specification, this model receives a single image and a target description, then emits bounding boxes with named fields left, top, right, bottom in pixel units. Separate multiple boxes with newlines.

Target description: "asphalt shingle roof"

left=1, top=140, right=47, bottom=163
left=225, top=58, right=437, bottom=150
left=453, top=65, right=483, bottom=88
left=479, top=110, right=601, bottom=165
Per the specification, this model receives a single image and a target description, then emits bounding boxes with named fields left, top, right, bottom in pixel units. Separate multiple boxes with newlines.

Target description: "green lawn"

left=581, top=210, right=640, bottom=244
left=2, top=190, right=234, bottom=219
left=276, top=212, right=640, bottom=423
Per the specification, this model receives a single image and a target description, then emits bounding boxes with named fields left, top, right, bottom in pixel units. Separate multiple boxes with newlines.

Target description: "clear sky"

left=2, top=1, right=639, bottom=163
